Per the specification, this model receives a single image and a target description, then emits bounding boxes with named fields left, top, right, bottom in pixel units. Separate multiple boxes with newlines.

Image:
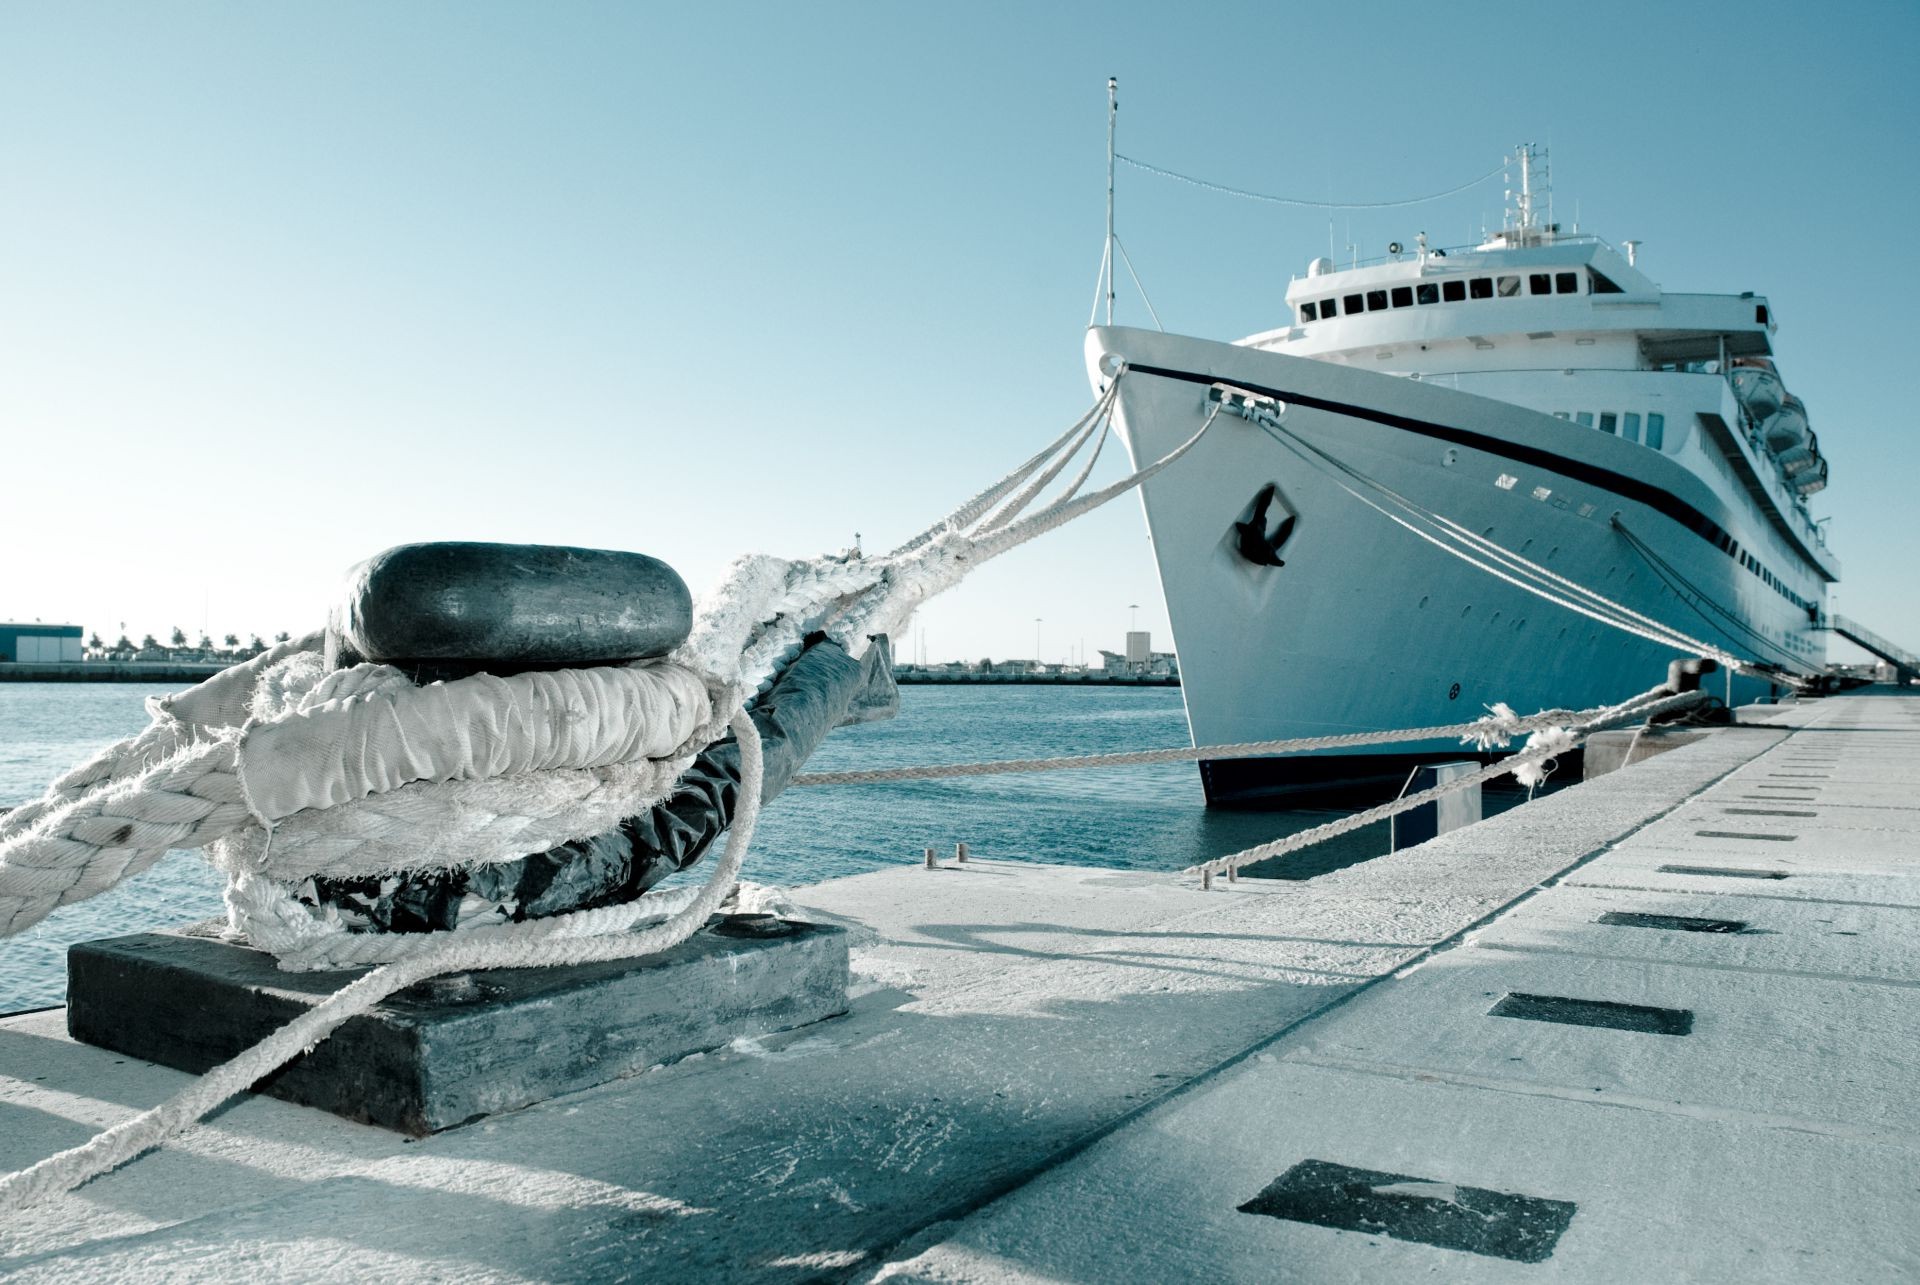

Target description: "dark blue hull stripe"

left=1128, top=362, right=1733, bottom=553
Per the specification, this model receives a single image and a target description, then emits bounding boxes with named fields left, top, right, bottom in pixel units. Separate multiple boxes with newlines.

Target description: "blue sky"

left=2, top=1, right=1913, bottom=668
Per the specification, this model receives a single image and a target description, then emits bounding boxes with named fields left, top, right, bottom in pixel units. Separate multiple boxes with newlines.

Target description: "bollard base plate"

left=66, top=914, right=848, bottom=1136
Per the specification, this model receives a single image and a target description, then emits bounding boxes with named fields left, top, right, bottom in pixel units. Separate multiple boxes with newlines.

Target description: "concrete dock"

left=1, top=690, right=1914, bottom=1280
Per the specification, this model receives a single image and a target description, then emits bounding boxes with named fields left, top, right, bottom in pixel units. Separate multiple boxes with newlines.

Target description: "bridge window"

left=1555, top=271, right=1580, bottom=294
left=1470, top=277, right=1494, bottom=299
left=1320, top=297, right=1338, bottom=317
left=1646, top=413, right=1665, bottom=449
left=1366, top=290, right=1388, bottom=311
left=1416, top=283, right=1439, bottom=305
left=1529, top=273, right=1552, bottom=295
left=1497, top=275, right=1521, bottom=297
left=1590, top=270, right=1624, bottom=294
left=1443, top=279, right=1466, bottom=302
left=1344, top=293, right=1364, bottom=314
left=1390, top=286, right=1413, bottom=308
left=1599, top=412, right=1617, bottom=434
left=1575, top=412, right=1593, bottom=428
left=1300, top=301, right=1318, bottom=321
left=1622, top=412, right=1641, bottom=443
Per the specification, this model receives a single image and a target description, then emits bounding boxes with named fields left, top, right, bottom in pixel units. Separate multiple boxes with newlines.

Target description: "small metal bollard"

left=956, top=841, right=969, bottom=863
left=924, top=846, right=937, bottom=869
left=1202, top=868, right=1213, bottom=891
left=1227, top=863, right=1238, bottom=883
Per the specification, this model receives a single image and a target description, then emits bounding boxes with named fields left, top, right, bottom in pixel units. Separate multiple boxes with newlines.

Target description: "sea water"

left=0, top=682, right=1359, bottom=1012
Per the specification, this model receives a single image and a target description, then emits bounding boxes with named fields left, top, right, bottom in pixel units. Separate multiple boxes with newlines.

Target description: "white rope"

left=789, top=700, right=1617, bottom=786
left=1253, top=413, right=1761, bottom=674
left=0, top=657, right=715, bottom=939
left=1187, top=685, right=1706, bottom=880
left=0, top=712, right=763, bottom=1213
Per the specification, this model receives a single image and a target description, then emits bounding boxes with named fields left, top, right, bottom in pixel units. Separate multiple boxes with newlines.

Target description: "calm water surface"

left=1, top=681, right=1343, bottom=1011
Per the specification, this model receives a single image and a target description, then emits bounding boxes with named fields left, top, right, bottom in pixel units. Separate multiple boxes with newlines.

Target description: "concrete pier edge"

left=2, top=692, right=1913, bottom=1280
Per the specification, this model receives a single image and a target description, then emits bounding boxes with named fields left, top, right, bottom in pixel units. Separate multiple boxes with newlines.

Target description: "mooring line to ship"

left=1180, top=684, right=1706, bottom=885
left=1612, top=518, right=1815, bottom=674
left=1228, top=393, right=1776, bottom=679
left=0, top=363, right=1738, bottom=1208
left=792, top=701, right=1634, bottom=786
left=0, top=369, right=1234, bottom=1209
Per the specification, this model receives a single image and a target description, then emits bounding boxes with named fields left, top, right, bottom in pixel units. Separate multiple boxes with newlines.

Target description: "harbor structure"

left=0, top=622, right=83, bottom=664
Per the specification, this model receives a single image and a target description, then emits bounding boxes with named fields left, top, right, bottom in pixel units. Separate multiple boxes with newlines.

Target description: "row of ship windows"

left=1533, top=412, right=1809, bottom=612
left=1713, top=530, right=1811, bottom=613
left=1297, top=268, right=1622, bottom=322
left=1551, top=410, right=1666, bottom=450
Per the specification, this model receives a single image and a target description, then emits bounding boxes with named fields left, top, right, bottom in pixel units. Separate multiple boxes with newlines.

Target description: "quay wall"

left=1, top=662, right=1181, bottom=688
left=0, top=662, right=229, bottom=684
left=893, top=670, right=1177, bottom=686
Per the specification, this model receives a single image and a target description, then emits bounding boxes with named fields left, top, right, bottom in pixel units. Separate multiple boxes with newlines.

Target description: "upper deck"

left=1242, top=237, right=1775, bottom=375
left=1227, top=218, right=1834, bottom=581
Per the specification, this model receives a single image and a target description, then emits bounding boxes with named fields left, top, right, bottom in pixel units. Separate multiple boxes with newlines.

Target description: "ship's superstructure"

left=1088, top=146, right=1838, bottom=804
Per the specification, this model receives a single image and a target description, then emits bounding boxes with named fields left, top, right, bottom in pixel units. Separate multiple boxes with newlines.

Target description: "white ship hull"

left=1086, top=326, right=1829, bottom=805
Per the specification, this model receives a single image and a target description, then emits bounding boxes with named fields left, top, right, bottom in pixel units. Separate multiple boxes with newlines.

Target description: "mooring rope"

left=790, top=701, right=1613, bottom=787
left=1242, top=403, right=1766, bottom=676
left=1185, top=685, right=1706, bottom=881
left=0, top=713, right=763, bottom=1214
left=0, top=371, right=1235, bottom=1208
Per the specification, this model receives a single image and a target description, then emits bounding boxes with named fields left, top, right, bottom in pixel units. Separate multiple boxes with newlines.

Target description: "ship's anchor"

left=1234, top=483, right=1296, bottom=567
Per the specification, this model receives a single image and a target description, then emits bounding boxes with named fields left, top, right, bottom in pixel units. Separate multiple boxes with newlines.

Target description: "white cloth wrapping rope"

left=0, top=655, right=719, bottom=939
left=0, top=712, right=763, bottom=1214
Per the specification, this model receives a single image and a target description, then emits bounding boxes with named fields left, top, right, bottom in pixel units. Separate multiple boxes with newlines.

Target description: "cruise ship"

left=1087, top=147, right=1837, bottom=805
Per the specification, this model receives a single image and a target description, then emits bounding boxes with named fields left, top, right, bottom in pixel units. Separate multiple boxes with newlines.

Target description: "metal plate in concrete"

left=1274, top=946, right=1920, bottom=1138
left=1467, top=884, right=1920, bottom=984
left=1661, top=798, right=1920, bottom=836
left=883, top=1062, right=1920, bottom=1283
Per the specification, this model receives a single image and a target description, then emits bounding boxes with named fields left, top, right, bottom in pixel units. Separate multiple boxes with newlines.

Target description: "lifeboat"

left=1764, top=393, right=1810, bottom=455
left=1779, top=428, right=1820, bottom=477
left=1731, top=357, right=1785, bottom=421
left=1792, top=454, right=1828, bottom=496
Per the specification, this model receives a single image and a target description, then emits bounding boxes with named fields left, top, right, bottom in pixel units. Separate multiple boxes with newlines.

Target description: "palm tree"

left=248, top=635, right=266, bottom=654
left=224, top=633, right=239, bottom=650
left=86, top=633, right=103, bottom=652
left=114, top=634, right=133, bottom=653
left=140, top=634, right=159, bottom=651
left=169, top=627, right=187, bottom=648
left=273, top=631, right=291, bottom=644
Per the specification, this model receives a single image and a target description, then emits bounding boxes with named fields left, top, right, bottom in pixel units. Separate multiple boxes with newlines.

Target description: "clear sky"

left=2, top=1, right=1914, bottom=668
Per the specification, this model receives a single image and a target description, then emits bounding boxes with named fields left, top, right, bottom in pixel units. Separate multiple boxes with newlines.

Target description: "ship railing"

left=1328, top=232, right=1619, bottom=274
left=1827, top=615, right=1920, bottom=674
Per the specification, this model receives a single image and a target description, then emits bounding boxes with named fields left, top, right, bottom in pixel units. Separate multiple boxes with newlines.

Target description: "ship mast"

left=1105, top=76, right=1117, bottom=326
left=1516, top=144, right=1536, bottom=237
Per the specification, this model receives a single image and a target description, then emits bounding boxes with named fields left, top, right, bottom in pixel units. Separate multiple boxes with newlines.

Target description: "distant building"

left=1099, top=633, right=1179, bottom=678
left=0, top=622, right=84, bottom=663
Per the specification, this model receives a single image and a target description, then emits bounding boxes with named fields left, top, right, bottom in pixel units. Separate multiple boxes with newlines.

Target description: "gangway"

left=1826, top=614, right=1920, bottom=683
